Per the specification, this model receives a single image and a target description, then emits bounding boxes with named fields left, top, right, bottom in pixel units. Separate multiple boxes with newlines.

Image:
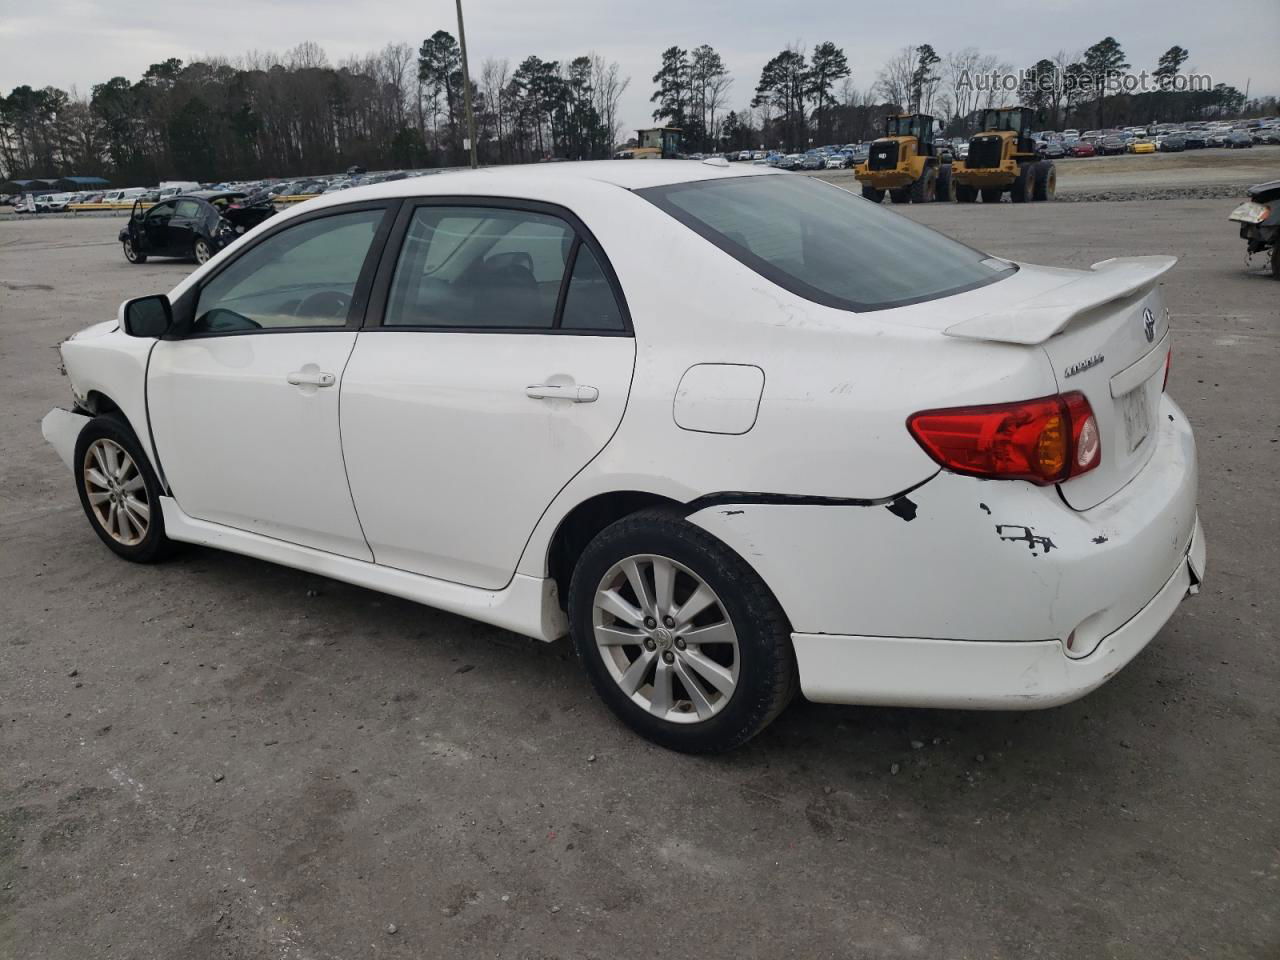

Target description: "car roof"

left=299, top=160, right=779, bottom=210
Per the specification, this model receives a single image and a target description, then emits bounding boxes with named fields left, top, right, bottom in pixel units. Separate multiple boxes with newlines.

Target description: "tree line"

left=0, top=36, right=629, bottom=183
left=2, top=32, right=1271, bottom=183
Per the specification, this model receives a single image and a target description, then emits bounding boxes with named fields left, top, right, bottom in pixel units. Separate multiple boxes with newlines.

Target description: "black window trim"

left=165, top=199, right=402, bottom=340
left=636, top=175, right=1015, bottom=313
left=363, top=195, right=633, bottom=337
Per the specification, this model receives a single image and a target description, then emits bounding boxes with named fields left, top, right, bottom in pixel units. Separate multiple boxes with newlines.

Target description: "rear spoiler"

left=944, top=255, right=1177, bottom=345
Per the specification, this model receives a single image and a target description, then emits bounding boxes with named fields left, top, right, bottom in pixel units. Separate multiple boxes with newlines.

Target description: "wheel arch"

left=545, top=490, right=686, bottom=610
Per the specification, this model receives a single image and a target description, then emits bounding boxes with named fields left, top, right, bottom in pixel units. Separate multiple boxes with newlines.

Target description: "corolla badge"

left=1064, top=354, right=1104, bottom=378
left=1142, top=307, right=1155, bottom=343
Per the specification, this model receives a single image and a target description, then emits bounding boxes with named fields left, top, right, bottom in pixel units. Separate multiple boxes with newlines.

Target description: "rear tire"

left=889, top=187, right=911, bottom=204
left=193, top=238, right=213, bottom=265
left=980, top=187, right=1003, bottom=204
left=861, top=185, right=885, bottom=203
left=1033, top=161, right=1056, bottom=201
left=568, top=509, right=797, bottom=753
left=74, top=413, right=172, bottom=564
left=955, top=184, right=978, bottom=203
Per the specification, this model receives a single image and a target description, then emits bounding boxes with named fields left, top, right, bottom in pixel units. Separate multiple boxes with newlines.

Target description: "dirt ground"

left=1, top=199, right=1277, bottom=959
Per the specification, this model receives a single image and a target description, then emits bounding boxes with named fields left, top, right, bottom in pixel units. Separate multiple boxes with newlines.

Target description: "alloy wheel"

left=83, top=438, right=150, bottom=546
left=592, top=554, right=740, bottom=723
left=123, top=238, right=137, bottom=262
left=194, top=240, right=211, bottom=264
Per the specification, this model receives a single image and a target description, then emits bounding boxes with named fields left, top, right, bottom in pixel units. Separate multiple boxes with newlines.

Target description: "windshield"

left=984, top=109, right=1026, bottom=133
left=637, top=174, right=1014, bottom=311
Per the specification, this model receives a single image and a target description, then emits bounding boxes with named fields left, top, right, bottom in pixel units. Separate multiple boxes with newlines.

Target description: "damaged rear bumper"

left=687, top=394, right=1202, bottom=709
left=793, top=514, right=1204, bottom=709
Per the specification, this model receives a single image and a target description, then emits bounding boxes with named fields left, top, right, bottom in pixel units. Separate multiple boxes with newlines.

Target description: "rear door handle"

left=526, top=383, right=599, bottom=403
left=287, top=370, right=336, bottom=387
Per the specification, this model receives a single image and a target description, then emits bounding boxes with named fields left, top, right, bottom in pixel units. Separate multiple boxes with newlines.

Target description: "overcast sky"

left=2, top=0, right=1276, bottom=134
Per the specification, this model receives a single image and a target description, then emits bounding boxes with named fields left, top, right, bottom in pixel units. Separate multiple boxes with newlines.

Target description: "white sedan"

left=43, top=160, right=1204, bottom=752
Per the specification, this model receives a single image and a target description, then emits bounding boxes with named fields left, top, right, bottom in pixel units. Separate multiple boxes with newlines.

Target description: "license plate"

left=1228, top=201, right=1268, bottom=224
left=1120, top=386, right=1151, bottom=453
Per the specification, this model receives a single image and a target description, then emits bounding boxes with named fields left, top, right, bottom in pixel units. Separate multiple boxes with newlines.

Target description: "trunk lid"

left=945, top=256, right=1175, bottom=510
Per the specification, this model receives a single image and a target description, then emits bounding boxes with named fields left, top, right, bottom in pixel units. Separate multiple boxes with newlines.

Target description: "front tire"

left=122, top=237, right=146, bottom=264
left=74, top=414, right=171, bottom=563
left=888, top=187, right=911, bottom=204
left=861, top=185, right=885, bottom=203
left=1011, top=162, right=1035, bottom=203
left=1033, top=161, right=1056, bottom=201
left=909, top=166, right=938, bottom=203
left=980, top=187, right=1003, bottom=204
left=935, top=164, right=954, bottom=202
left=569, top=510, right=797, bottom=753
left=955, top=183, right=978, bottom=203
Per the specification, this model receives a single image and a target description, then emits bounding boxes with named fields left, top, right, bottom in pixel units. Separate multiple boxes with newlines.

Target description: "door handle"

left=287, top=370, right=336, bottom=387
left=526, top=383, right=599, bottom=403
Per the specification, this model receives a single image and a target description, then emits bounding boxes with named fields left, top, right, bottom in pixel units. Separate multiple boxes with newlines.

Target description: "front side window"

left=385, top=206, right=573, bottom=329
left=191, top=208, right=383, bottom=334
left=146, top=202, right=176, bottom=221
left=638, top=174, right=1014, bottom=311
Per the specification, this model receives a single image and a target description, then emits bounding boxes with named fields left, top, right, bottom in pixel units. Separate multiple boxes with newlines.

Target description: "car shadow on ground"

left=156, top=537, right=1162, bottom=818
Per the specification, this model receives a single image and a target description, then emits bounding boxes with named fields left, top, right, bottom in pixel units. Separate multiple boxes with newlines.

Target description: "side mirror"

left=122, top=294, right=172, bottom=338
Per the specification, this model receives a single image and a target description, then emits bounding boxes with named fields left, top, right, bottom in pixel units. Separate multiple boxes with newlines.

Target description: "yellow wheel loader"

left=952, top=106, right=1055, bottom=204
left=854, top=114, right=953, bottom=204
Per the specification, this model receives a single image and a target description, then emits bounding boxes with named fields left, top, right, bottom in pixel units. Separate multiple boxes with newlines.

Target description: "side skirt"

left=159, top=497, right=568, bottom=641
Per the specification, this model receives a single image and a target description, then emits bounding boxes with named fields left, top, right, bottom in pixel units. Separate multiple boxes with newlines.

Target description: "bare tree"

left=286, top=41, right=329, bottom=71
left=481, top=57, right=511, bottom=160
left=379, top=42, right=416, bottom=127
left=874, top=46, right=915, bottom=110
left=944, top=47, right=982, bottom=122
left=590, top=53, right=630, bottom=151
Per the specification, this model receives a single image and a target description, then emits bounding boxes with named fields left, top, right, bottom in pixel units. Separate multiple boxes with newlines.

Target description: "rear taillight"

left=1162, top=346, right=1171, bottom=392
left=908, top=392, right=1101, bottom=485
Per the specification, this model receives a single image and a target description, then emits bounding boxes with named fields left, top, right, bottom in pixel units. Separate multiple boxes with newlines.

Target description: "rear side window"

left=385, top=207, right=573, bottom=329
left=561, top=245, right=625, bottom=331
left=638, top=174, right=1014, bottom=311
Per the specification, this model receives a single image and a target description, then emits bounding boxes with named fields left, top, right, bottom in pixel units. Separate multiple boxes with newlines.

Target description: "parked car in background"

left=119, top=192, right=274, bottom=265
left=1182, top=132, right=1208, bottom=149
left=1037, top=141, right=1067, bottom=159
left=44, top=161, right=1204, bottom=753
left=1129, top=139, right=1156, bottom=155
left=1207, top=130, right=1231, bottom=148
left=1068, top=140, right=1097, bottom=158
left=1099, top=136, right=1127, bottom=156
left=1159, top=136, right=1186, bottom=153
left=824, top=154, right=847, bottom=169
left=1225, top=131, right=1253, bottom=149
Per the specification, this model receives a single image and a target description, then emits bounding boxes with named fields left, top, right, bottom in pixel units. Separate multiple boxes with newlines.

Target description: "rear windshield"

left=637, top=174, right=1014, bottom=311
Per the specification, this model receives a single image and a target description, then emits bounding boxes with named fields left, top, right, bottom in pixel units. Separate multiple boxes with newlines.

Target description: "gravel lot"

left=1, top=198, right=1277, bottom=959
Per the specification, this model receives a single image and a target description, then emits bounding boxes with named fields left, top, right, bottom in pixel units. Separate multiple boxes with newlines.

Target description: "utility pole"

left=455, top=0, right=479, bottom=169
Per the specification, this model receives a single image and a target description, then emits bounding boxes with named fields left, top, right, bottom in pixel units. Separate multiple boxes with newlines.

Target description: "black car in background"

left=119, top=192, right=275, bottom=265
left=1182, top=132, right=1208, bottom=149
